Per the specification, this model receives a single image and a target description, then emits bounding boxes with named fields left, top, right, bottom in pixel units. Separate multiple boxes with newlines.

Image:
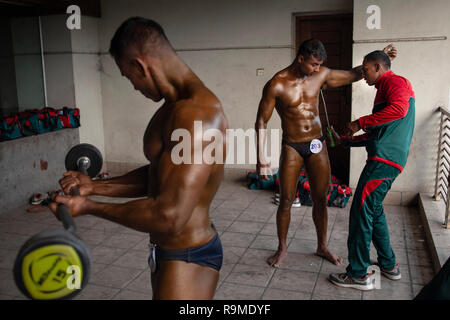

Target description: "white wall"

left=352, top=0, right=450, bottom=204
left=71, top=16, right=105, bottom=160
left=98, top=0, right=353, bottom=170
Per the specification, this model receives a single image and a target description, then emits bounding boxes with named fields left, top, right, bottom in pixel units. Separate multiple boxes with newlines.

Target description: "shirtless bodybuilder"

left=49, top=17, right=228, bottom=299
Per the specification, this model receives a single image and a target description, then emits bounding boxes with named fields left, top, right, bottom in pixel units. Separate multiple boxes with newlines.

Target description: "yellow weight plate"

left=21, top=244, right=83, bottom=300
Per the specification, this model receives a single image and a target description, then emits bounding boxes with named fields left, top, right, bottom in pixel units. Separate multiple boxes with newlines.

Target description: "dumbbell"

left=13, top=143, right=103, bottom=300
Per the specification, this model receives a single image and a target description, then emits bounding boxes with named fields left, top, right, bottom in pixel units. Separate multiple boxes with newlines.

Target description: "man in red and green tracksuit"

left=329, top=50, right=415, bottom=290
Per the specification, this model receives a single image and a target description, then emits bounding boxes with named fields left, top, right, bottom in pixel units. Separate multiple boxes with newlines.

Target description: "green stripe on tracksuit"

left=346, top=160, right=400, bottom=279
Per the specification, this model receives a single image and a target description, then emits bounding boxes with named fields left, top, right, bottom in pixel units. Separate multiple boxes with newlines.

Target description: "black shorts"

left=282, top=136, right=325, bottom=159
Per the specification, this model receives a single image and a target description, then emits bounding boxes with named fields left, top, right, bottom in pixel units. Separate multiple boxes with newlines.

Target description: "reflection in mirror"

left=0, top=16, right=46, bottom=117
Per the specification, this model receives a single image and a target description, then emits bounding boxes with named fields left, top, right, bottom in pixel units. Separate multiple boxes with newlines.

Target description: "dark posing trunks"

left=282, top=136, right=326, bottom=159
left=148, top=229, right=223, bottom=273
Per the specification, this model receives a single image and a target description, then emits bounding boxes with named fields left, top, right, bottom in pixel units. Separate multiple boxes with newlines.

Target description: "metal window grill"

left=434, top=106, right=450, bottom=229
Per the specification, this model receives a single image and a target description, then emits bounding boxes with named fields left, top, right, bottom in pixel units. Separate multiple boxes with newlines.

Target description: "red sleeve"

left=358, top=77, right=411, bottom=130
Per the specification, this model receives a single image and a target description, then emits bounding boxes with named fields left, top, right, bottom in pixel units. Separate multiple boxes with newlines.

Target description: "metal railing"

left=434, top=106, right=450, bottom=228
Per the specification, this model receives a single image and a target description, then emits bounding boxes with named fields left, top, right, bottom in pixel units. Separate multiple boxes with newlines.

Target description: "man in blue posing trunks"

left=329, top=50, right=415, bottom=290
left=49, top=17, right=228, bottom=299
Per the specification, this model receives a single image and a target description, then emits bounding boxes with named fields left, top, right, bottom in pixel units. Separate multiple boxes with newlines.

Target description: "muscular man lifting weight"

left=49, top=17, right=228, bottom=299
left=255, top=39, right=396, bottom=267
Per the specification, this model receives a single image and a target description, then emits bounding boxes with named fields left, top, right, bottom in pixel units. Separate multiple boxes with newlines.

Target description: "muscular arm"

left=92, top=165, right=150, bottom=198
left=322, top=44, right=397, bottom=89
left=255, top=81, right=277, bottom=166
left=57, top=110, right=216, bottom=235
left=60, top=165, right=150, bottom=198
left=84, top=152, right=210, bottom=234
left=322, top=66, right=363, bottom=89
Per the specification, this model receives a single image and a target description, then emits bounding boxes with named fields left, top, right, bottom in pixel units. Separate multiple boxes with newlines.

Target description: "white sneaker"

left=292, top=197, right=301, bottom=208
left=329, top=273, right=375, bottom=291
left=273, top=196, right=301, bottom=207
left=29, top=193, right=48, bottom=205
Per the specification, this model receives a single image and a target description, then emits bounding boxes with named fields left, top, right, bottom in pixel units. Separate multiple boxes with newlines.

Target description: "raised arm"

left=322, top=43, right=397, bottom=89
left=322, top=66, right=364, bottom=89
left=255, top=80, right=278, bottom=179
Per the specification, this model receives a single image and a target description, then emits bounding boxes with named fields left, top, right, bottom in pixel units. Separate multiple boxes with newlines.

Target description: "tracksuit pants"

left=346, top=160, right=400, bottom=279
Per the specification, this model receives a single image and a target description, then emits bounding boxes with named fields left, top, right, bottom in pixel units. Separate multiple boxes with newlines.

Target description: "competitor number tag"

left=310, top=139, right=323, bottom=154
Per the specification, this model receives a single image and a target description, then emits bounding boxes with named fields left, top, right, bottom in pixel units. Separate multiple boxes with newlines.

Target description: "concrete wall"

left=70, top=16, right=106, bottom=161
left=352, top=0, right=450, bottom=205
left=0, top=14, right=105, bottom=214
left=0, top=129, right=79, bottom=214
left=98, top=0, right=353, bottom=171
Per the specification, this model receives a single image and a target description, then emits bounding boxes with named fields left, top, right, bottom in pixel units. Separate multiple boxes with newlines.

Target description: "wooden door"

left=296, top=14, right=353, bottom=184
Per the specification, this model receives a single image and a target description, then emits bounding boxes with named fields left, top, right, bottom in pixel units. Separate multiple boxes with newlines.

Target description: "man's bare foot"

left=267, top=249, right=287, bottom=268
left=316, top=247, right=342, bottom=265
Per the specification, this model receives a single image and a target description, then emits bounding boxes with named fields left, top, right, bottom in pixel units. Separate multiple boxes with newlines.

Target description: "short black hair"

left=109, top=17, right=169, bottom=61
left=364, top=50, right=391, bottom=69
left=296, top=38, right=327, bottom=62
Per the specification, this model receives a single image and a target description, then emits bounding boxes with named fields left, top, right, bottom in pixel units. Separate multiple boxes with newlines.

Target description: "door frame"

left=291, top=10, right=354, bottom=184
left=290, top=10, right=353, bottom=60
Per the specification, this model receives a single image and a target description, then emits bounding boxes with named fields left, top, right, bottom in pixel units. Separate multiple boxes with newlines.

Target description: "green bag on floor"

left=247, top=170, right=278, bottom=190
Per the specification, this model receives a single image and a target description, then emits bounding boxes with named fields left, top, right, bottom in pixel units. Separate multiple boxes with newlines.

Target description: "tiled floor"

left=0, top=172, right=434, bottom=300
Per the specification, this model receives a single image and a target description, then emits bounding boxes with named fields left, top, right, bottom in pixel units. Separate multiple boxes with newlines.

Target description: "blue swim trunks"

left=148, top=231, right=223, bottom=273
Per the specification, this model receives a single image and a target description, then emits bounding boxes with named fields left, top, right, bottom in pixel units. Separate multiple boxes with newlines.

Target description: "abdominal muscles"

left=281, top=102, right=322, bottom=141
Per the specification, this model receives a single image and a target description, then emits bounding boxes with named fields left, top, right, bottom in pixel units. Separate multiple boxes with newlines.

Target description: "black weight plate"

left=13, top=229, right=91, bottom=300
left=65, top=143, right=103, bottom=178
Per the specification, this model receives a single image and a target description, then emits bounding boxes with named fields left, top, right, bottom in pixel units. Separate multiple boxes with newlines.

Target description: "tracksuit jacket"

left=343, top=70, right=415, bottom=171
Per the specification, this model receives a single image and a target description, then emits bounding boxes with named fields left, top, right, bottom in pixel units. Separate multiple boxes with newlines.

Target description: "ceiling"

left=0, top=0, right=100, bottom=17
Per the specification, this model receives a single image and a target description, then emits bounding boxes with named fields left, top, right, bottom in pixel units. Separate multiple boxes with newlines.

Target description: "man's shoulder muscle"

left=264, top=72, right=288, bottom=97
left=171, top=97, right=225, bottom=132
left=316, top=66, right=331, bottom=82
